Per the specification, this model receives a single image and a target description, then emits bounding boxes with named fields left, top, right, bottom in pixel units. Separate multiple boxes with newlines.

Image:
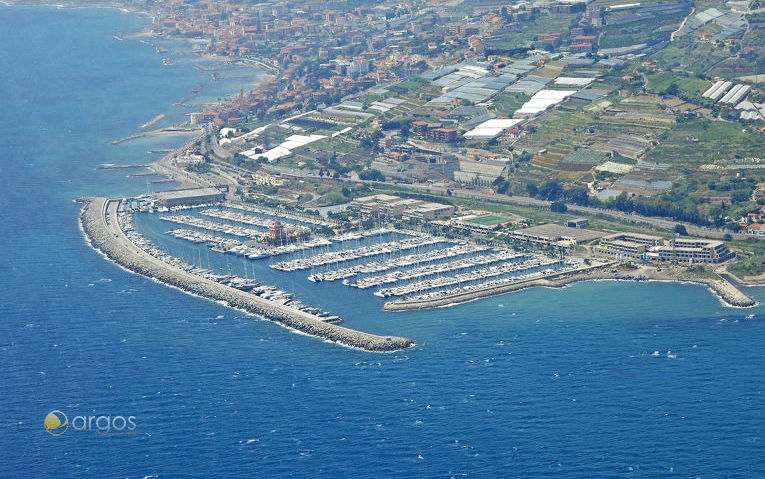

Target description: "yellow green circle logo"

left=44, top=410, right=68, bottom=436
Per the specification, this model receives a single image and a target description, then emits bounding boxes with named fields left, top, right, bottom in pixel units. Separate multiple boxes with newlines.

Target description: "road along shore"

left=79, top=197, right=413, bottom=352
left=384, top=262, right=756, bottom=311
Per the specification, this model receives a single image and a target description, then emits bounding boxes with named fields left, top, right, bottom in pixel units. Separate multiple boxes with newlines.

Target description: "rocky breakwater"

left=79, top=197, right=413, bottom=352
left=687, top=276, right=756, bottom=308
left=550, top=264, right=756, bottom=308
left=584, top=265, right=757, bottom=308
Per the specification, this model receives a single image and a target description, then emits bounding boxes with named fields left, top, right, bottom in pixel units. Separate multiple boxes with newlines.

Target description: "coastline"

left=384, top=262, right=757, bottom=311
left=0, top=0, right=150, bottom=16
left=16, top=0, right=754, bottom=341
left=78, top=196, right=414, bottom=352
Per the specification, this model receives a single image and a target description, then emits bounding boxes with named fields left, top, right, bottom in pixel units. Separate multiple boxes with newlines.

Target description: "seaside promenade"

left=79, top=197, right=413, bottom=352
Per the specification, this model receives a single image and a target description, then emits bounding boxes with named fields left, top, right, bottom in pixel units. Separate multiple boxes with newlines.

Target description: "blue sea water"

left=1, top=5, right=764, bottom=478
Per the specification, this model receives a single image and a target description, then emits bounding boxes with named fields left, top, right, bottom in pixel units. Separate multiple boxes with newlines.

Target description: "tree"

left=538, top=180, right=563, bottom=201
left=526, top=182, right=538, bottom=197
left=550, top=201, right=567, bottom=213
left=731, top=190, right=751, bottom=204
left=564, top=186, right=589, bottom=206
left=674, top=224, right=688, bottom=236
left=517, top=150, right=532, bottom=162
left=359, top=169, right=385, bottom=181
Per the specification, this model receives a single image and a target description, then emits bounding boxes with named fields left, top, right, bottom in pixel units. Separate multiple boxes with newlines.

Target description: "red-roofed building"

left=569, top=43, right=594, bottom=53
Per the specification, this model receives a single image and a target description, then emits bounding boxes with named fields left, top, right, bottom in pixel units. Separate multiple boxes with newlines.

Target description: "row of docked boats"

left=349, top=250, right=527, bottom=289
left=226, top=203, right=337, bottom=228
left=167, top=227, right=334, bottom=259
left=167, top=228, right=238, bottom=248
left=307, top=243, right=487, bottom=282
left=201, top=208, right=309, bottom=233
left=374, top=259, right=564, bottom=297
left=161, top=214, right=263, bottom=239
left=127, top=201, right=218, bottom=214
left=399, top=265, right=576, bottom=303
left=271, top=234, right=446, bottom=271
left=119, top=208, right=256, bottom=288
left=330, top=227, right=393, bottom=243
left=118, top=203, right=341, bottom=323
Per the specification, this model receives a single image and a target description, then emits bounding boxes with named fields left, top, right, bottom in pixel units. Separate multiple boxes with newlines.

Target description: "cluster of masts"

left=374, top=259, right=564, bottom=297
left=161, top=209, right=408, bottom=261
left=271, top=234, right=445, bottom=271
left=131, top=203, right=580, bottom=310
left=167, top=228, right=337, bottom=259
left=162, top=214, right=263, bottom=239
left=117, top=203, right=341, bottom=323
left=228, top=203, right=337, bottom=228
left=308, top=243, right=488, bottom=282
left=348, top=250, right=528, bottom=289
left=201, top=208, right=309, bottom=233
left=403, top=266, right=573, bottom=303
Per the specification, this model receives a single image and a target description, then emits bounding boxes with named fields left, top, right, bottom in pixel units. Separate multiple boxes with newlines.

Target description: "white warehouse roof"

left=243, top=134, right=326, bottom=163
left=515, top=90, right=576, bottom=116
left=553, top=77, right=594, bottom=87
left=464, top=118, right=525, bottom=139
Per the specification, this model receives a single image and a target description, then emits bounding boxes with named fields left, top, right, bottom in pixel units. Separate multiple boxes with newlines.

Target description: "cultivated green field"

left=492, top=92, right=529, bottom=115
left=600, top=10, right=689, bottom=49
left=645, top=71, right=710, bottom=96
left=728, top=238, right=765, bottom=277
left=644, top=118, right=765, bottom=167
left=649, top=40, right=731, bottom=74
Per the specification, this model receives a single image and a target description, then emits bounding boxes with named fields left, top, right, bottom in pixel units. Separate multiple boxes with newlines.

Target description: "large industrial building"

left=453, top=158, right=508, bottom=186
left=510, top=223, right=604, bottom=248
left=152, top=187, right=226, bottom=207
left=596, top=233, right=734, bottom=264
left=350, top=194, right=455, bottom=220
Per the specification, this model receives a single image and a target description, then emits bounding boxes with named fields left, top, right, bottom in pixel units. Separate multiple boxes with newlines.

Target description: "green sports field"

left=467, top=215, right=511, bottom=226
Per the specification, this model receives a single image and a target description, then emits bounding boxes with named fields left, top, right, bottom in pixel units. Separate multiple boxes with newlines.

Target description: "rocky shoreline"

left=384, top=262, right=756, bottom=311
left=79, top=197, right=413, bottom=352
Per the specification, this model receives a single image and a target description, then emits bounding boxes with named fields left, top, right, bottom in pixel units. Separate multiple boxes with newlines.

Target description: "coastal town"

left=61, top=0, right=764, bottom=348
left=6, top=2, right=765, bottom=476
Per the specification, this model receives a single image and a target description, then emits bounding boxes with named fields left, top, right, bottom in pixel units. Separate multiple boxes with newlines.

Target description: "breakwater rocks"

left=79, top=197, right=413, bottom=352
left=689, top=277, right=756, bottom=308
left=579, top=267, right=757, bottom=308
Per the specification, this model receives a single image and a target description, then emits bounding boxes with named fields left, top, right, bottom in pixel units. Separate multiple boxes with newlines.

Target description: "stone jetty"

left=79, top=197, right=413, bottom=352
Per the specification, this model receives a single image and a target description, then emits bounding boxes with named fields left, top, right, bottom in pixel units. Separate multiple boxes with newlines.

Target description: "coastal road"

left=253, top=165, right=752, bottom=240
